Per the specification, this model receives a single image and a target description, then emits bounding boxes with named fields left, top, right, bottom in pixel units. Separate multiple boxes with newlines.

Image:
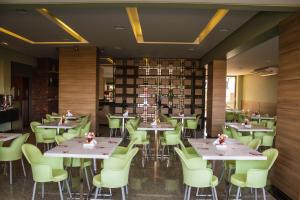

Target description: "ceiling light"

left=219, top=28, right=230, bottom=32
left=1, top=42, right=8, bottom=46
left=113, top=26, right=127, bottom=31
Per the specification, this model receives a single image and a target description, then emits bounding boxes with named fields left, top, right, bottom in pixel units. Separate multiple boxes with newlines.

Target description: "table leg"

left=80, top=158, right=84, bottom=200
left=122, top=118, right=125, bottom=136
left=57, top=128, right=60, bottom=135
left=181, top=118, right=184, bottom=135
left=154, top=129, right=158, bottom=160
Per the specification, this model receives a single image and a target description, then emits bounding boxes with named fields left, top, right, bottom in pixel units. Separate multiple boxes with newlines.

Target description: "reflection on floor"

left=0, top=126, right=277, bottom=200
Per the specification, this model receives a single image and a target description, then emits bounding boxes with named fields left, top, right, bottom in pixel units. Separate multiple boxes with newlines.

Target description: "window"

left=226, top=76, right=236, bottom=109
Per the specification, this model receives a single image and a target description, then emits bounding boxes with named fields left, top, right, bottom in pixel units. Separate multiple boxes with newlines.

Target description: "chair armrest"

left=101, top=168, right=127, bottom=187
left=42, top=156, right=64, bottom=169
left=185, top=157, right=207, bottom=169
left=103, top=157, right=126, bottom=169
left=31, top=163, right=53, bottom=182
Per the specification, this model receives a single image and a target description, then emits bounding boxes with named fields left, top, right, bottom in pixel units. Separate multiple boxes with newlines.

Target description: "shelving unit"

left=113, top=58, right=206, bottom=125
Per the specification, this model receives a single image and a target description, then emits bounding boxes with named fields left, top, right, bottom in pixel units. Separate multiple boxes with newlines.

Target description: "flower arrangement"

left=85, top=132, right=95, bottom=143
left=217, top=133, right=228, bottom=145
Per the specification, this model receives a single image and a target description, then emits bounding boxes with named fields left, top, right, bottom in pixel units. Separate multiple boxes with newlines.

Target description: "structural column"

left=206, top=60, right=226, bottom=137
left=272, top=13, right=300, bottom=200
left=59, top=46, right=98, bottom=132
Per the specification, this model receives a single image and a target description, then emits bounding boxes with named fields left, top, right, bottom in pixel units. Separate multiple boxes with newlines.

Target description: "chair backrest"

left=262, top=148, right=279, bottom=170
left=127, top=138, right=138, bottom=152
left=55, top=135, right=67, bottom=145
left=2, top=133, right=30, bottom=160
left=80, top=121, right=91, bottom=137
left=125, top=122, right=135, bottom=135
left=30, top=121, right=41, bottom=133
left=248, top=139, right=261, bottom=150
left=22, top=143, right=44, bottom=165
left=222, top=126, right=232, bottom=138
left=175, top=147, right=212, bottom=187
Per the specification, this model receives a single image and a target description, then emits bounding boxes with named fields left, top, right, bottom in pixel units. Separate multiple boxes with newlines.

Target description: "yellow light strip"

left=36, top=8, right=88, bottom=43
left=0, top=27, right=34, bottom=44
left=194, top=9, right=229, bottom=44
left=126, top=7, right=229, bottom=45
left=0, top=8, right=88, bottom=45
left=126, top=7, right=144, bottom=43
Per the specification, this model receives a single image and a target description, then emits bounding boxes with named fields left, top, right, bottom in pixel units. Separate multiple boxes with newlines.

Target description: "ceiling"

left=1, top=4, right=258, bottom=59
left=227, top=36, right=278, bottom=75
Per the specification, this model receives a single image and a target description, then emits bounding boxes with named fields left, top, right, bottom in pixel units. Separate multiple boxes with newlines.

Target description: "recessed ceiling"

left=227, top=36, right=278, bottom=76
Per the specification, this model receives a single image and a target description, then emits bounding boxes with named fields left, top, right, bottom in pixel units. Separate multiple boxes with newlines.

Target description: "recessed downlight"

left=0, top=42, right=8, bottom=46
left=113, top=25, right=127, bottom=31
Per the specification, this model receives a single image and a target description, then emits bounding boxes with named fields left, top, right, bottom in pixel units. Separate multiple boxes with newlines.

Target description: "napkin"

left=66, top=110, right=73, bottom=117
left=123, top=111, right=128, bottom=117
left=151, top=121, right=157, bottom=127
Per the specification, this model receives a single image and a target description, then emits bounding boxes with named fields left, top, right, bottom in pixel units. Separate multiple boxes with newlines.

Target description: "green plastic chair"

left=30, top=121, right=56, bottom=151
left=226, top=112, right=235, bottom=122
left=93, top=147, right=139, bottom=200
left=237, top=113, right=246, bottom=123
left=79, top=121, right=91, bottom=137
left=125, top=122, right=150, bottom=166
left=184, top=115, right=200, bottom=138
left=229, top=148, right=278, bottom=200
left=46, top=114, right=56, bottom=122
left=55, top=135, right=93, bottom=190
left=231, top=127, right=252, bottom=145
left=112, top=138, right=138, bottom=159
left=254, top=131, right=276, bottom=149
left=62, top=126, right=82, bottom=139
left=107, top=115, right=121, bottom=137
left=0, top=133, right=29, bottom=184
left=177, top=139, right=198, bottom=159
left=175, top=147, right=218, bottom=200
left=22, top=143, right=72, bottom=200
left=222, top=126, right=233, bottom=138
left=160, top=123, right=182, bottom=163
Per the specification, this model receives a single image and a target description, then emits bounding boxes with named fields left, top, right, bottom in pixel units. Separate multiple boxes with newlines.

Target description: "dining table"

left=226, top=122, right=273, bottom=138
left=49, top=114, right=85, bottom=120
left=37, top=120, right=78, bottom=134
left=110, top=114, right=136, bottom=137
left=0, top=133, right=21, bottom=142
left=137, top=122, right=174, bottom=160
left=250, top=115, right=275, bottom=124
left=44, top=137, right=122, bottom=199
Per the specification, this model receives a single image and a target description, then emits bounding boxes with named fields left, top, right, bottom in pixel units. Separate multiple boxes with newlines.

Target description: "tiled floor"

left=0, top=126, right=277, bottom=200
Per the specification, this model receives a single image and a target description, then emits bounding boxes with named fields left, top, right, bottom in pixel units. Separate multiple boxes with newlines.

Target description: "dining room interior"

left=0, top=0, right=300, bottom=200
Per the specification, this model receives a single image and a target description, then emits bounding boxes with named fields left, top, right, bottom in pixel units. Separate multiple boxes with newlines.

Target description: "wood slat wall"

left=206, top=60, right=226, bottom=137
left=272, top=13, right=300, bottom=200
left=59, top=47, right=98, bottom=132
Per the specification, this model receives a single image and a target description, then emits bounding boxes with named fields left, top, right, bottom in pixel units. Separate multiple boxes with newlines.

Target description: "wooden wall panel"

left=241, top=100, right=277, bottom=116
left=272, top=13, right=300, bottom=200
left=206, top=60, right=226, bottom=137
left=59, top=47, right=98, bottom=132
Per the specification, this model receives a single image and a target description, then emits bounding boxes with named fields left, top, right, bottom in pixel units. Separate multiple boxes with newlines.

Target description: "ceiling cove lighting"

left=126, top=7, right=229, bottom=45
left=0, top=8, right=88, bottom=45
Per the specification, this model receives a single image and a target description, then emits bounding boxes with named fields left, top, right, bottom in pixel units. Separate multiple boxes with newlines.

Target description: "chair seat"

left=43, top=139, right=56, bottom=144
left=52, top=169, right=68, bottom=182
left=231, top=173, right=247, bottom=187
left=64, top=158, right=92, bottom=168
left=93, top=174, right=122, bottom=189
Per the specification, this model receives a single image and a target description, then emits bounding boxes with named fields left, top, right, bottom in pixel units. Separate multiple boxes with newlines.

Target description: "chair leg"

left=214, top=187, right=218, bottom=200
left=109, top=129, right=112, bottom=137
left=94, top=187, right=99, bottom=199
left=235, top=187, right=240, bottom=200
left=161, top=145, right=165, bottom=161
left=121, top=187, right=126, bottom=200
left=65, top=180, right=72, bottom=198
left=262, top=188, right=266, bottom=200
left=9, top=161, right=12, bottom=184
left=58, top=181, right=64, bottom=200
left=32, top=182, right=37, bottom=200
left=211, top=187, right=215, bottom=200
left=194, top=130, right=197, bottom=138
left=184, top=185, right=188, bottom=200
left=255, top=188, right=258, bottom=200
left=42, top=183, right=44, bottom=198
left=125, top=185, right=128, bottom=195
left=84, top=167, right=91, bottom=191
left=187, top=186, right=191, bottom=200
left=21, top=158, right=26, bottom=177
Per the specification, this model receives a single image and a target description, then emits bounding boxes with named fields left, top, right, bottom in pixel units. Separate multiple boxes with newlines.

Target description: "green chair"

left=0, top=133, right=29, bottom=184
left=230, top=127, right=252, bottom=145
left=125, top=122, right=150, bottom=166
left=222, top=126, right=233, bottom=138
left=160, top=123, right=182, bottom=163
left=107, top=115, right=121, bottom=137
left=184, top=115, right=200, bottom=138
left=22, top=143, right=72, bottom=200
left=237, top=113, right=246, bottom=123
left=30, top=121, right=56, bottom=151
left=79, top=121, right=91, bottom=137
left=229, top=148, right=279, bottom=200
left=55, top=135, right=93, bottom=190
left=254, top=130, right=276, bottom=149
left=226, top=112, right=235, bottom=122
left=178, top=139, right=198, bottom=159
left=62, top=126, right=82, bottom=139
left=112, top=138, right=138, bottom=159
left=93, top=147, right=139, bottom=200
left=175, top=147, right=218, bottom=200
left=46, top=114, right=56, bottom=122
